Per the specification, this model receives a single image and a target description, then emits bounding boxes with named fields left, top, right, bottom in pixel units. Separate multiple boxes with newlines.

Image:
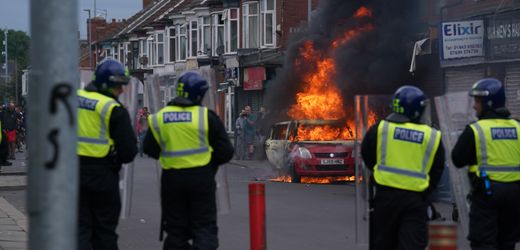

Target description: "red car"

left=265, top=120, right=355, bottom=183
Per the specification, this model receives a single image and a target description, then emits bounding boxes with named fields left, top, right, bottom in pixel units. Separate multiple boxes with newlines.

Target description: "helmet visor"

left=469, top=89, right=489, bottom=97
left=109, top=75, right=131, bottom=85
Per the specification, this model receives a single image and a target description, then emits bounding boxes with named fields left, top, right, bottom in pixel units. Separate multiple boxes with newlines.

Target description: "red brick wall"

left=278, top=0, right=318, bottom=48
left=88, top=17, right=124, bottom=43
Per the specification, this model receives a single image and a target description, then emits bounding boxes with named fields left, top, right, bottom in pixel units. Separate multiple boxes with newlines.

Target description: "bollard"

left=249, top=183, right=266, bottom=250
left=429, top=221, right=457, bottom=250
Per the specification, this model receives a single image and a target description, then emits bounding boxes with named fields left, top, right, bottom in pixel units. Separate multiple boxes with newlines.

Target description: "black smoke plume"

left=264, top=0, right=424, bottom=121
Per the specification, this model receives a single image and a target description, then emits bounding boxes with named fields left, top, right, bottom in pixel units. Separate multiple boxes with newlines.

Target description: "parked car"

left=265, top=120, right=355, bottom=183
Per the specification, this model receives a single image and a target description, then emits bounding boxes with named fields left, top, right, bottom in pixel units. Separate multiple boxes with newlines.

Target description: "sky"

left=0, top=0, right=142, bottom=39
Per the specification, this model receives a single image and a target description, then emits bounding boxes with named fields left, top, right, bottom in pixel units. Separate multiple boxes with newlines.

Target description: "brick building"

left=83, top=0, right=319, bottom=131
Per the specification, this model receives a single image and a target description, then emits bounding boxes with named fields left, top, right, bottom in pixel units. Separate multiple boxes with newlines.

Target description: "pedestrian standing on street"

left=2, top=102, right=18, bottom=160
left=243, top=105, right=256, bottom=160
left=144, top=71, right=234, bottom=250
left=137, top=107, right=150, bottom=157
left=256, top=106, right=270, bottom=160
left=361, top=86, right=445, bottom=250
left=0, top=120, right=12, bottom=167
left=77, top=59, right=137, bottom=250
left=234, top=110, right=247, bottom=160
left=452, top=78, right=520, bottom=250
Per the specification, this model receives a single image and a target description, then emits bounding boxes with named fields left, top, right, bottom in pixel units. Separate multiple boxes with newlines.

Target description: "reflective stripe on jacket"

left=77, top=89, right=119, bottom=157
left=374, top=121, right=441, bottom=192
left=148, top=105, right=213, bottom=169
left=469, top=119, right=520, bottom=182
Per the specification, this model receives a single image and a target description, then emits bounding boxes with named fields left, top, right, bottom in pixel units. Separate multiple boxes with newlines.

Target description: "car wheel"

left=290, top=164, right=301, bottom=183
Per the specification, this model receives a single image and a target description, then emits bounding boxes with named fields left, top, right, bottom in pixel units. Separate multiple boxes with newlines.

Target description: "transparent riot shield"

left=117, top=77, right=140, bottom=219
left=144, top=74, right=166, bottom=196
left=354, top=95, right=392, bottom=247
left=144, top=74, right=164, bottom=114
left=216, top=165, right=231, bottom=214
left=434, top=92, right=475, bottom=236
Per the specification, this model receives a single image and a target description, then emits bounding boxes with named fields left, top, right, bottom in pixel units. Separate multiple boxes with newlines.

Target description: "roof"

left=101, top=0, right=219, bottom=42
left=116, top=0, right=171, bottom=36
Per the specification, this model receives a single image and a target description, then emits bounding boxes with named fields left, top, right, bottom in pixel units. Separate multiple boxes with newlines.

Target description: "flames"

left=271, top=176, right=356, bottom=184
left=288, top=42, right=344, bottom=121
left=288, top=7, right=375, bottom=141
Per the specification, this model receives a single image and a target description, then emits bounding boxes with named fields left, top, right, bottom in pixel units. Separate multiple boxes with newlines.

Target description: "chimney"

left=143, top=0, right=154, bottom=9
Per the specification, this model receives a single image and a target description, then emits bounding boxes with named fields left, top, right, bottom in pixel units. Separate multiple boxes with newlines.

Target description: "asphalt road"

left=0, top=156, right=472, bottom=250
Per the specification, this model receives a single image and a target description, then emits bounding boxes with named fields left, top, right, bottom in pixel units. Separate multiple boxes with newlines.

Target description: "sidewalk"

left=0, top=151, right=28, bottom=250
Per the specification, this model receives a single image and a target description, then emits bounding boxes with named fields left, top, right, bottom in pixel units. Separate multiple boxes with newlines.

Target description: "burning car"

left=265, top=119, right=355, bottom=183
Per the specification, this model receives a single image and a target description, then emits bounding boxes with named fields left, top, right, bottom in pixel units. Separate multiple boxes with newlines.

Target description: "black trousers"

left=468, top=181, right=520, bottom=250
left=370, top=186, right=428, bottom=250
left=0, top=131, right=9, bottom=163
left=161, top=167, right=218, bottom=250
left=78, top=166, right=121, bottom=250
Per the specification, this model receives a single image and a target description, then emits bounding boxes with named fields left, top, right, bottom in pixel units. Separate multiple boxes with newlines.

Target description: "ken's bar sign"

left=441, top=20, right=484, bottom=60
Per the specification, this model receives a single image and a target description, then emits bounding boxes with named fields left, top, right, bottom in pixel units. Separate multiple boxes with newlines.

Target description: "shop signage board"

left=487, top=12, right=520, bottom=60
left=243, top=66, right=265, bottom=91
left=441, top=20, right=484, bottom=60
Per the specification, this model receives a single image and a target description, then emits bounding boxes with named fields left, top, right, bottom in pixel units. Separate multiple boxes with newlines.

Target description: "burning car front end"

left=288, top=141, right=355, bottom=183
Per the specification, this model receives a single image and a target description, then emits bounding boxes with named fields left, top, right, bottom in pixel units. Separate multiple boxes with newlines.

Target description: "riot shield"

left=144, top=74, right=164, bottom=114
left=216, top=165, right=232, bottom=214
left=199, top=67, right=232, bottom=214
left=354, top=95, right=392, bottom=247
left=434, top=92, right=475, bottom=236
left=118, top=77, right=140, bottom=219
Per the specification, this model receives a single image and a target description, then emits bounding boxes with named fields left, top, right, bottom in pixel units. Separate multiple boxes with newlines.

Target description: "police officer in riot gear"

left=452, top=78, right=520, bottom=250
left=143, top=71, right=234, bottom=250
left=361, top=86, right=445, bottom=250
left=77, top=59, right=137, bottom=250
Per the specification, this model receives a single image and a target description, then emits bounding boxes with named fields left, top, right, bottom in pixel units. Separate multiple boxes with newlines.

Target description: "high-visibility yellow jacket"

left=469, top=119, right=520, bottom=182
left=148, top=105, right=213, bottom=169
left=374, top=121, right=441, bottom=192
left=77, top=89, right=120, bottom=158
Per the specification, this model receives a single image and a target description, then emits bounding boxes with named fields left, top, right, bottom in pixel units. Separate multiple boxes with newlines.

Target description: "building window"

left=179, top=24, right=187, bottom=60
left=226, top=8, right=239, bottom=53
left=105, top=48, right=112, bottom=58
left=261, top=0, right=275, bottom=47
left=119, top=43, right=125, bottom=65
left=140, top=39, right=148, bottom=67
left=190, top=20, right=198, bottom=57
left=199, top=16, right=211, bottom=56
left=212, top=13, right=225, bottom=56
left=131, top=41, right=139, bottom=70
left=156, top=32, right=164, bottom=65
left=125, top=42, right=132, bottom=67
left=243, top=2, right=259, bottom=48
left=148, top=36, right=155, bottom=65
left=168, top=28, right=177, bottom=63
left=112, top=46, right=118, bottom=60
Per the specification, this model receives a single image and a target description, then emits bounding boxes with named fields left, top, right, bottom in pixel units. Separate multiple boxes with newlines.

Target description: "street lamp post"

left=2, top=29, right=7, bottom=102
left=3, top=29, right=7, bottom=80
left=83, top=9, right=92, bottom=70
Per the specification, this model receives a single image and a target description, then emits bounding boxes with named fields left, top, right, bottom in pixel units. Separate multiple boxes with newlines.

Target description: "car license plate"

left=320, top=159, right=344, bottom=165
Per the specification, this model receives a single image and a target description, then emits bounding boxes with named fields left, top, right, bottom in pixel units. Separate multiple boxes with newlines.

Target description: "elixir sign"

left=441, top=20, right=484, bottom=60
